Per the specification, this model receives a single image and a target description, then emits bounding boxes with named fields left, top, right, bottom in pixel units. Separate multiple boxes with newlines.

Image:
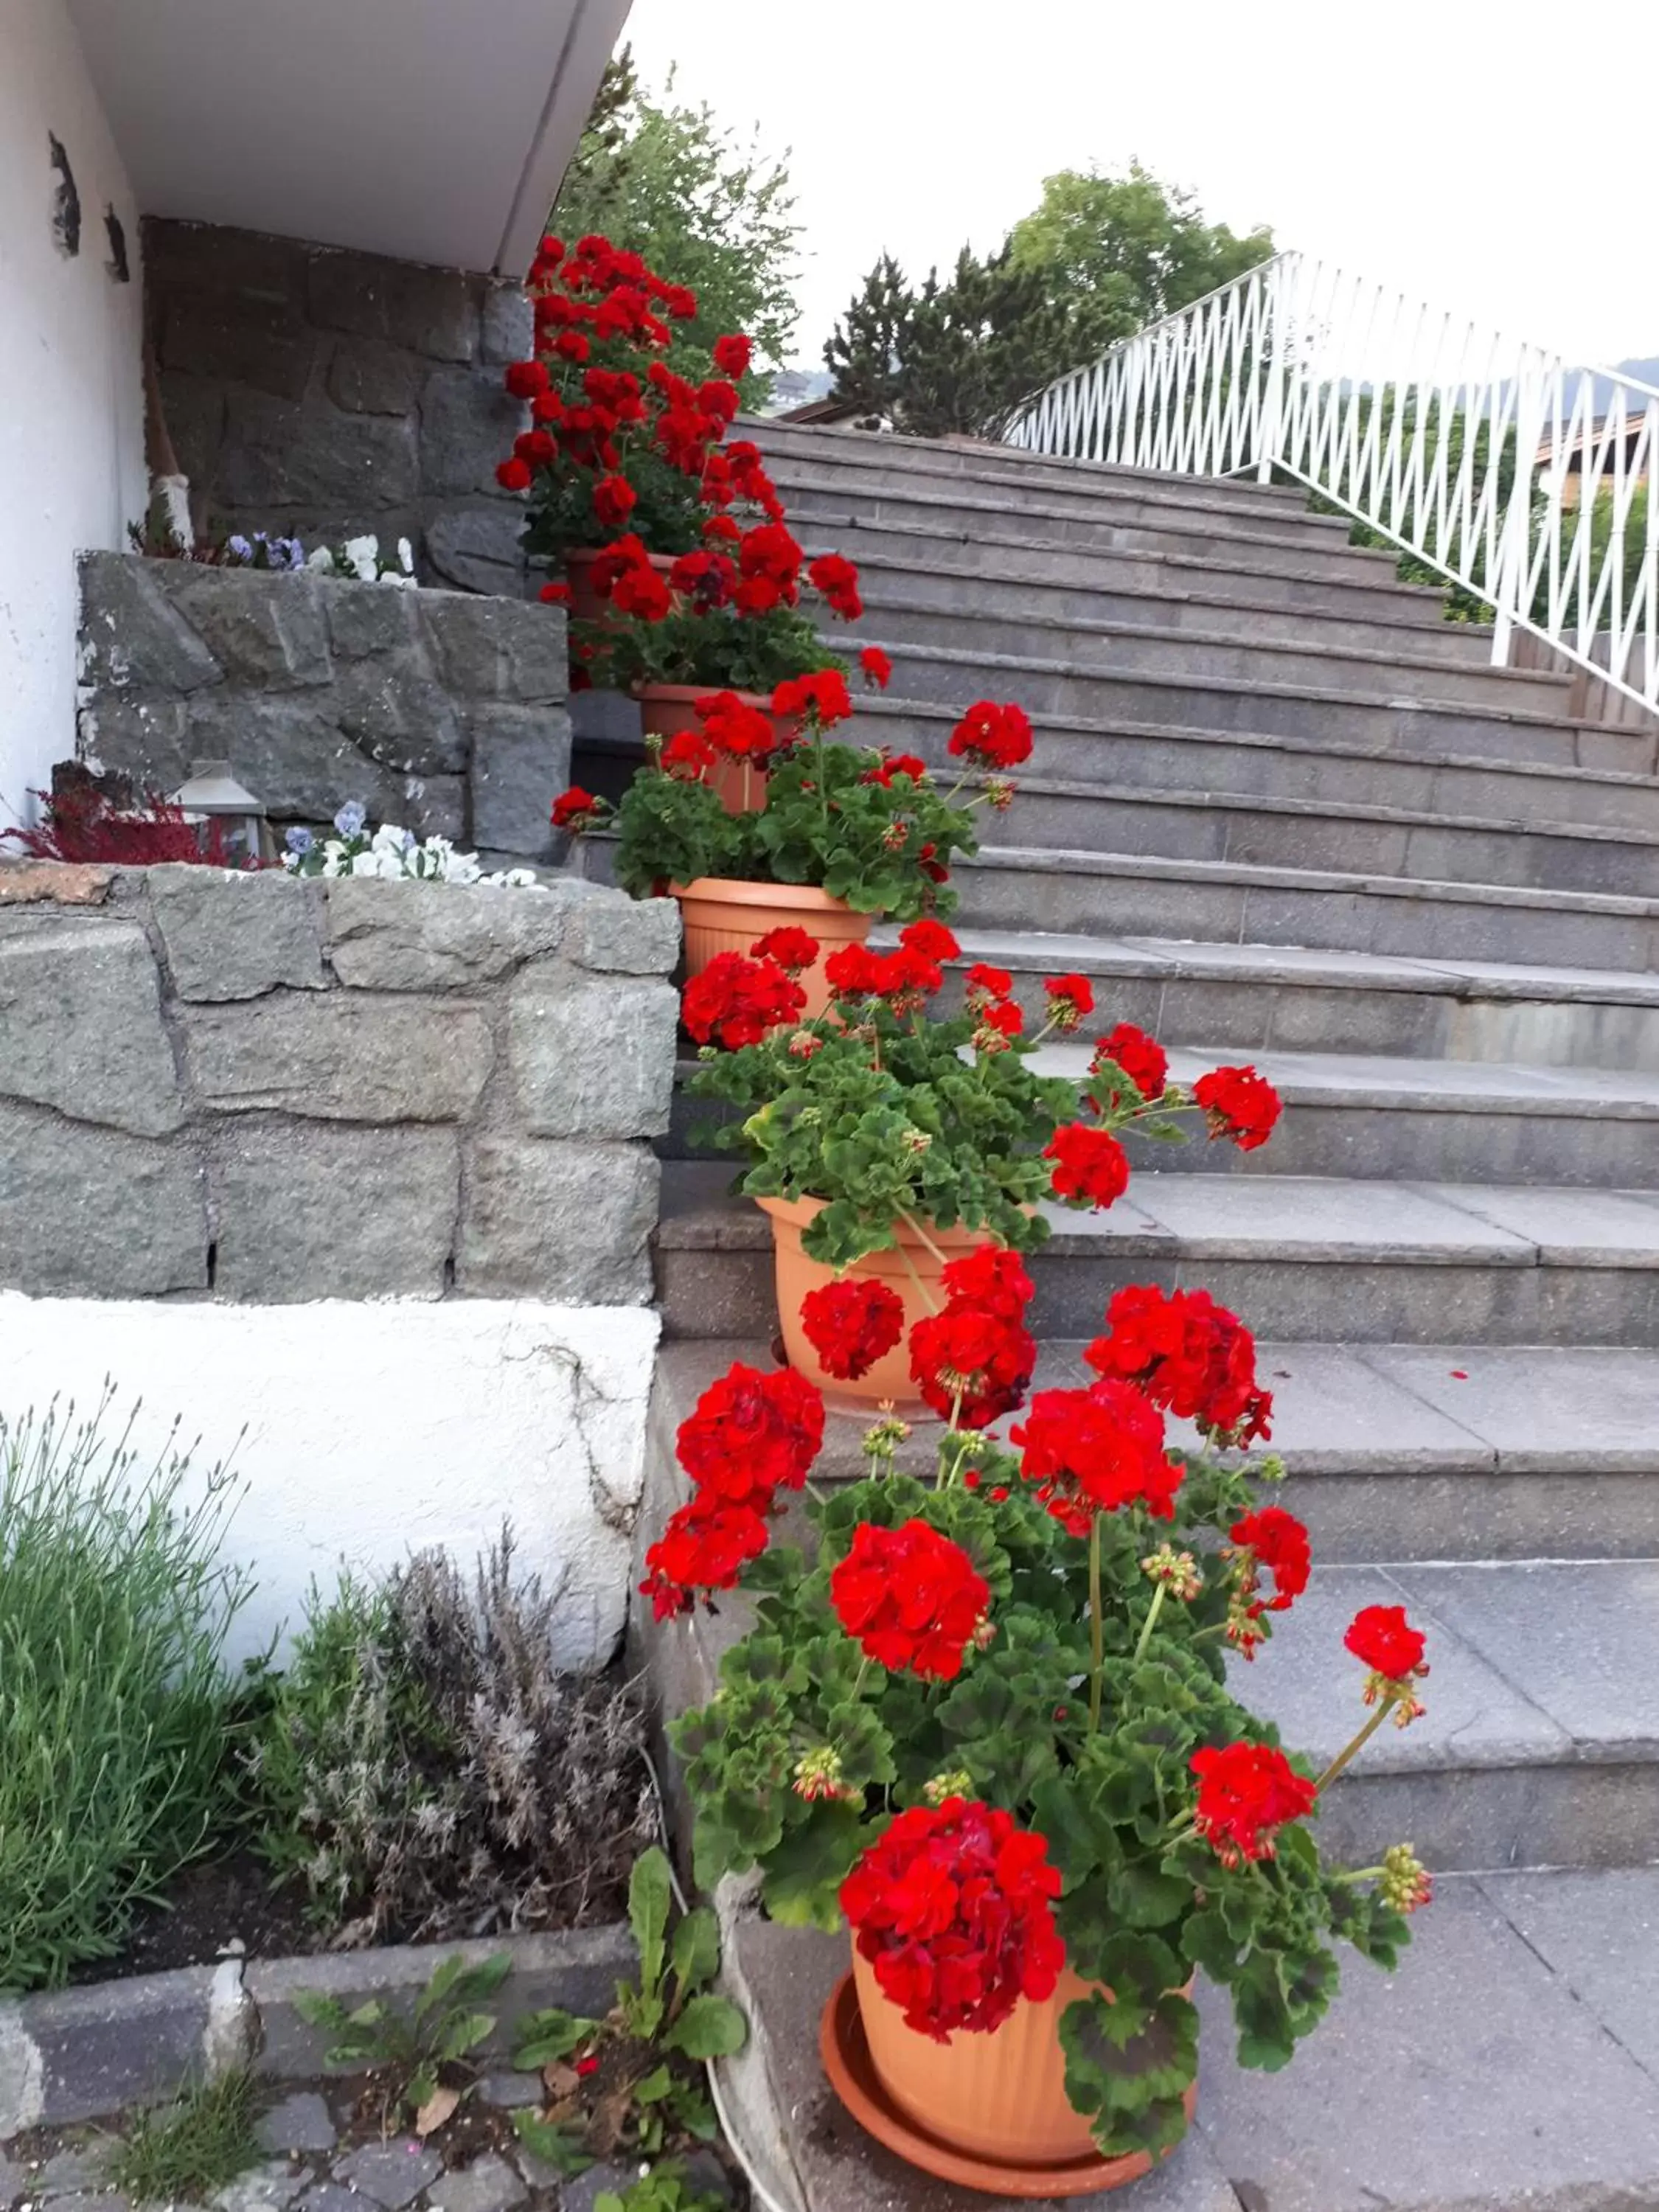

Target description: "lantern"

left=169, top=759, right=272, bottom=867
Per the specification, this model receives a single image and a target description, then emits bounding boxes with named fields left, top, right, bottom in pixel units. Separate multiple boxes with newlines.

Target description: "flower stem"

left=1314, top=1694, right=1399, bottom=1795
left=1132, top=1579, right=1168, bottom=1665
left=897, top=1208, right=951, bottom=1269
left=1088, top=1513, right=1105, bottom=1735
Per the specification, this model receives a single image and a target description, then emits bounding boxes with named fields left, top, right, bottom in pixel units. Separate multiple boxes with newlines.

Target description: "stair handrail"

left=1005, top=251, right=1659, bottom=716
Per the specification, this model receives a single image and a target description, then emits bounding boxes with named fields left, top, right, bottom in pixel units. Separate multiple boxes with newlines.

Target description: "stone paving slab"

left=1414, top=1180, right=1659, bottom=1265
left=1478, top=1867, right=1659, bottom=2080
left=1355, top=1343, right=1659, bottom=1472
left=1103, top=1175, right=1537, bottom=1263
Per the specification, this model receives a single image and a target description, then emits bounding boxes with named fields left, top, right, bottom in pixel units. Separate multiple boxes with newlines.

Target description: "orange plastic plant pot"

left=672, top=877, right=870, bottom=1018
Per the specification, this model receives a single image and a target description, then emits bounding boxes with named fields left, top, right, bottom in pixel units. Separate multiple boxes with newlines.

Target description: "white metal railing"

left=1006, top=252, right=1659, bottom=717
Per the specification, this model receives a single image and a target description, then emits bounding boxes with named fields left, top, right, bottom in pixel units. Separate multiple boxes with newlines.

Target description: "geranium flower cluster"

left=839, top=1798, right=1065, bottom=2040
left=908, top=1245, right=1037, bottom=1427
left=638, top=1360, right=824, bottom=1620
left=830, top=1519, right=991, bottom=1681
left=1084, top=1283, right=1275, bottom=1447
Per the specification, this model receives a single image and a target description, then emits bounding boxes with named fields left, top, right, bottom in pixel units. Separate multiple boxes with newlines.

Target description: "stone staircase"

left=598, top=418, right=1659, bottom=2211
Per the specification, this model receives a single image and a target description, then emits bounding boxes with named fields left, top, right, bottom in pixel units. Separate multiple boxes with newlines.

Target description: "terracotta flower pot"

left=672, top=878, right=870, bottom=1020
left=637, top=682, right=799, bottom=815
left=561, top=546, right=675, bottom=625
left=758, top=1193, right=987, bottom=1414
left=826, top=1952, right=1194, bottom=2195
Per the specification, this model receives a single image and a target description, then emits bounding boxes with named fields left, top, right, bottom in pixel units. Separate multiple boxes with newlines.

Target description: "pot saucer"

left=818, top=1972, right=1158, bottom=2199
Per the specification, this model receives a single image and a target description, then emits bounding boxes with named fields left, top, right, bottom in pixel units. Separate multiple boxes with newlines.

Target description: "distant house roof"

left=66, top=0, right=629, bottom=275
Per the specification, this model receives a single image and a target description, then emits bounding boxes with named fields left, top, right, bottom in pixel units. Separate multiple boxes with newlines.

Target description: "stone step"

left=780, top=473, right=1410, bottom=584
left=715, top=1874, right=1659, bottom=2212
left=664, top=1043, right=1659, bottom=1189
left=866, top=641, right=1644, bottom=773
left=941, top=926, right=1659, bottom=1072
left=655, top=1161, right=1659, bottom=1348
left=799, top=509, right=1454, bottom=624
left=847, top=548, right=1500, bottom=665
left=759, top=437, right=1358, bottom=535
left=954, top=844, right=1659, bottom=973
left=853, top=595, right=1569, bottom=714
left=742, top=410, right=1323, bottom=516
left=997, top=774, right=1659, bottom=898
left=852, top=691, right=1659, bottom=832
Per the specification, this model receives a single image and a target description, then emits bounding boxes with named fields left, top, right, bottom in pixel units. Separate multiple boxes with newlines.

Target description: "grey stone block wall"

left=0, top=864, right=679, bottom=1306
left=78, top=553, right=567, bottom=860
left=145, top=218, right=533, bottom=595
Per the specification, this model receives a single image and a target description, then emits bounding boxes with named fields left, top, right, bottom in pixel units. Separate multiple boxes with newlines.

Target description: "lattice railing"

left=1006, top=253, right=1659, bottom=716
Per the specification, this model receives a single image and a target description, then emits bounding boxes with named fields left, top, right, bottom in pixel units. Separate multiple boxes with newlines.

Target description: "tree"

left=825, top=165, right=1274, bottom=439
left=1009, top=164, right=1273, bottom=356
left=551, top=53, right=801, bottom=390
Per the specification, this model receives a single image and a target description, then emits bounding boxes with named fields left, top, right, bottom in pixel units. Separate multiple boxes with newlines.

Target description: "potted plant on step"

left=681, top=931, right=1283, bottom=1408
left=645, top=1125, right=1432, bottom=2195
left=493, top=232, right=771, bottom=613
left=551, top=685, right=1009, bottom=1013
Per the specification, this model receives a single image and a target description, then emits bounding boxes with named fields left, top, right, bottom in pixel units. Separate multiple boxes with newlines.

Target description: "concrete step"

left=743, top=411, right=1323, bottom=517
left=757, top=434, right=1357, bottom=535
left=997, top=775, right=1659, bottom=898
left=714, top=1877, right=1659, bottom=2212
left=953, top=843, right=1659, bottom=973
left=655, top=1161, right=1659, bottom=1348
left=848, top=549, right=1500, bottom=665
left=799, top=509, right=1454, bottom=624
left=852, top=691, right=1659, bottom=833
left=866, top=641, right=1646, bottom=773
left=852, top=595, right=1569, bottom=715
left=665, top=1043, right=1659, bottom=1189
left=940, top=925, right=1659, bottom=1072
left=781, top=473, right=1410, bottom=583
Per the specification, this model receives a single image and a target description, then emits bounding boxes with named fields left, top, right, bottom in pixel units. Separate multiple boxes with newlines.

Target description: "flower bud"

left=1141, top=1545, right=1203, bottom=1600
left=1380, top=1842, right=1433, bottom=1913
left=922, top=1768, right=975, bottom=1805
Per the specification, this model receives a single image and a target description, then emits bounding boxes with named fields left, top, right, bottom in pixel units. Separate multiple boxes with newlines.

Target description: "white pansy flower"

left=307, top=546, right=337, bottom=574
left=398, top=538, right=415, bottom=574
left=344, top=534, right=380, bottom=582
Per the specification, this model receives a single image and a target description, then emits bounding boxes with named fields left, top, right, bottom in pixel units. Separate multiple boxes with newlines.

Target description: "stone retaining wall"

left=78, top=552, right=568, bottom=859
left=145, top=218, right=532, bottom=596
left=0, top=862, right=678, bottom=1304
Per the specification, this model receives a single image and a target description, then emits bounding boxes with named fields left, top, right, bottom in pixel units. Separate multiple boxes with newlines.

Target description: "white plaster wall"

left=0, top=1295, right=661, bottom=1670
left=0, top=0, right=145, bottom=830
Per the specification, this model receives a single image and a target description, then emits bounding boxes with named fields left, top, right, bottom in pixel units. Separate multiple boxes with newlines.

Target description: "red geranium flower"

left=750, top=925, right=820, bottom=973
left=1189, top=1742, right=1318, bottom=1869
left=591, top=473, right=637, bottom=528
left=712, top=332, right=754, bottom=378
left=612, top=563, right=672, bottom=622
left=551, top=785, right=602, bottom=832
left=1083, top=1284, right=1273, bottom=1445
left=908, top=1304, right=1035, bottom=1429
left=681, top=950, right=805, bottom=1051
left=1229, top=1506, right=1311, bottom=1615
left=939, top=1244, right=1035, bottom=1324
left=830, top=1519, right=990, bottom=1680
left=1043, top=1122, right=1130, bottom=1208
left=695, top=689, right=779, bottom=761
left=1193, top=1065, right=1282, bottom=1152
left=808, top=552, right=863, bottom=621
left=1043, top=973, right=1094, bottom=1031
left=504, top=359, right=550, bottom=400
left=538, top=580, right=571, bottom=605
left=861, top=750, right=928, bottom=787
left=1012, top=1382, right=1180, bottom=1532
left=860, top=646, right=893, bottom=690
left=840, top=1799, right=1064, bottom=2039
left=823, top=942, right=883, bottom=1000
left=974, top=998, right=1025, bottom=1051
left=1344, top=1604, right=1427, bottom=1683
left=947, top=700, right=1034, bottom=771
left=661, top=728, right=718, bottom=780
left=639, top=1495, right=770, bottom=1620
left=964, top=962, right=1013, bottom=1008
left=771, top=668, right=853, bottom=728
left=675, top=1360, right=825, bottom=1511
left=1090, top=1024, right=1169, bottom=1110
left=901, top=917, right=960, bottom=964
left=799, top=1278, right=906, bottom=1381
left=495, top=456, right=532, bottom=493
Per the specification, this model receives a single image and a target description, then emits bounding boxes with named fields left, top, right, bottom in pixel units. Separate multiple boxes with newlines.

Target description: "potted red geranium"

left=650, top=1043, right=1432, bottom=2194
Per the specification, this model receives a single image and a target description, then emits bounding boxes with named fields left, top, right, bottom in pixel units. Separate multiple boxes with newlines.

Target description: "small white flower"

left=397, top=538, right=414, bottom=574
left=344, top=533, right=380, bottom=582
left=307, top=546, right=336, bottom=573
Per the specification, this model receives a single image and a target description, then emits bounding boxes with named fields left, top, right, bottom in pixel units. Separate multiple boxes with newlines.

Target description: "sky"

left=620, top=0, right=1659, bottom=378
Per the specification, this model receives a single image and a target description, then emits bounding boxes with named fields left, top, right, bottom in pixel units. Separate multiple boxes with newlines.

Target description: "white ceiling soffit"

left=65, top=0, right=631, bottom=276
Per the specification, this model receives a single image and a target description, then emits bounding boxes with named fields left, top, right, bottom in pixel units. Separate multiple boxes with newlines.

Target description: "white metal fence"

left=1006, top=252, right=1659, bottom=716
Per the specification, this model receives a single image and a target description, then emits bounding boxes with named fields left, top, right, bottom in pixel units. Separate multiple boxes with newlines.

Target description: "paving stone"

left=0, top=2156, right=24, bottom=2208
left=212, top=2160, right=309, bottom=2211
left=293, top=2187, right=360, bottom=2212
left=1479, top=1865, right=1659, bottom=2080
left=0, top=861, right=114, bottom=906
left=1357, top=1343, right=1659, bottom=1470
left=43, top=2193, right=129, bottom=2212
left=457, top=1138, right=658, bottom=1304
left=1414, top=1178, right=1659, bottom=1265
left=255, top=2091, right=338, bottom=2155
left=0, top=921, right=184, bottom=1135
left=330, top=2142, right=440, bottom=2208
left=476, top=2073, right=541, bottom=2112
left=568, top=894, right=681, bottom=978
left=147, top=868, right=326, bottom=1001
left=182, top=994, right=492, bottom=1121
left=0, top=1100, right=206, bottom=1294
left=553, top=2166, right=639, bottom=2212
left=422, top=2153, right=525, bottom=2212
left=1124, top=1173, right=1534, bottom=1262
left=35, top=2147, right=114, bottom=2194
left=325, top=878, right=572, bottom=991
left=509, top=978, right=677, bottom=1140
left=207, top=1119, right=459, bottom=1299
left=1195, top=1879, right=1659, bottom=2212
left=1166, top=1340, right=1491, bottom=1475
